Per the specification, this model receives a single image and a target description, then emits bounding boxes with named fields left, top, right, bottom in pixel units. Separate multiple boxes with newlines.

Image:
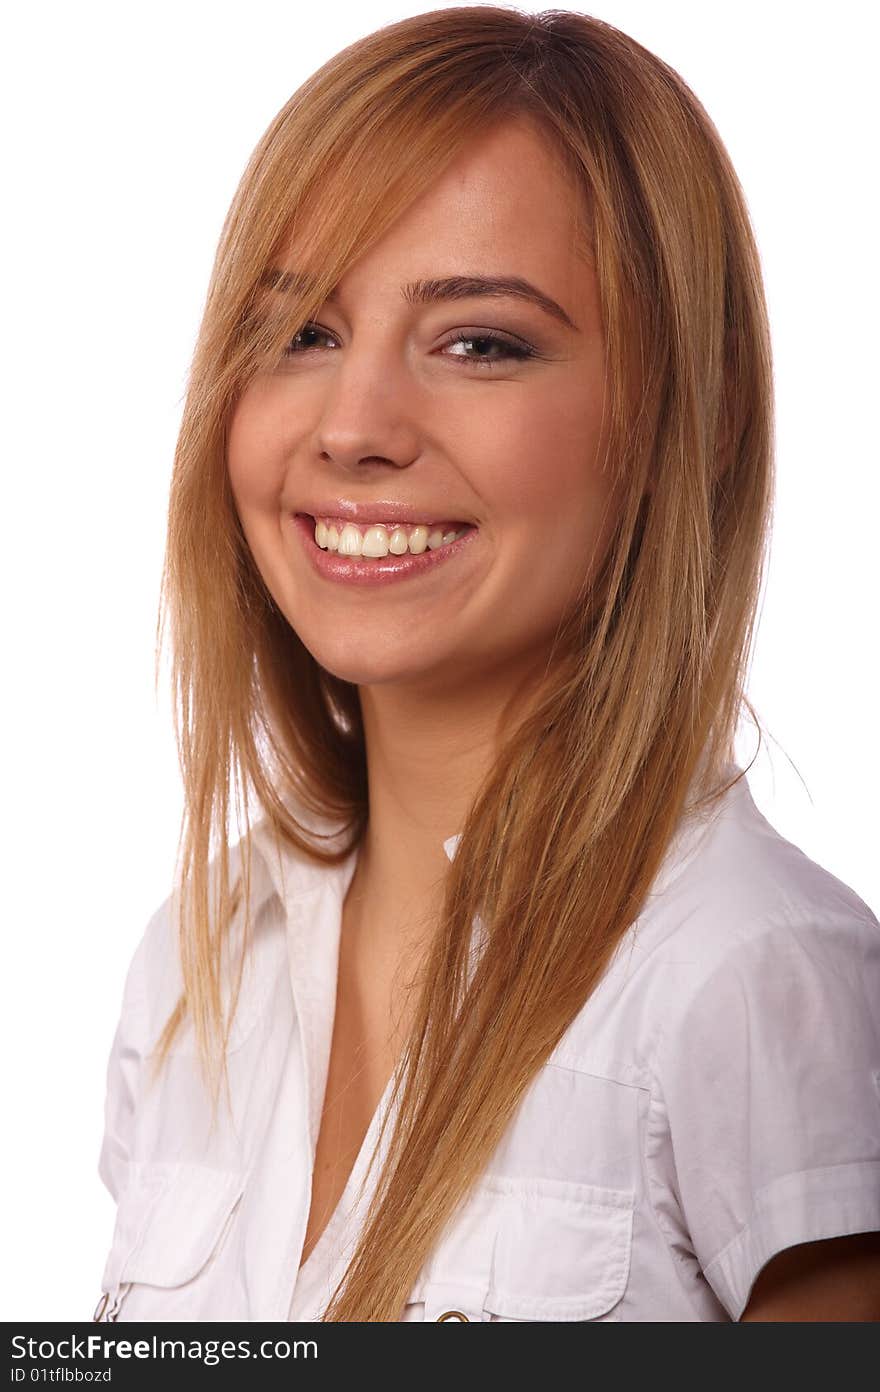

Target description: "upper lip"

left=294, top=500, right=473, bottom=527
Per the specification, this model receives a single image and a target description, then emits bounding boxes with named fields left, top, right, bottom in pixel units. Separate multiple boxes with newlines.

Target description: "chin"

left=300, top=642, right=438, bottom=689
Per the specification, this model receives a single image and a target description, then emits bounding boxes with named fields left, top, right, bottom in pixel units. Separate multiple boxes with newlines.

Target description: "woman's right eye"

left=283, top=323, right=335, bottom=355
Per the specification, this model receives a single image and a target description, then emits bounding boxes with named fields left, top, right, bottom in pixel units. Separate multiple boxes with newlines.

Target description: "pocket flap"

left=484, top=1175, right=635, bottom=1321
left=102, top=1161, right=245, bottom=1291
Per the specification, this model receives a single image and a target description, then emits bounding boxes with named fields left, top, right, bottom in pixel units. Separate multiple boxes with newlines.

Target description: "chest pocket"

left=410, top=1174, right=635, bottom=1322
left=94, top=1161, right=246, bottom=1322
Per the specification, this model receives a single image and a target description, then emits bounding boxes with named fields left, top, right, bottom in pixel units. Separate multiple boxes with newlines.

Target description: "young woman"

left=94, top=6, right=880, bottom=1323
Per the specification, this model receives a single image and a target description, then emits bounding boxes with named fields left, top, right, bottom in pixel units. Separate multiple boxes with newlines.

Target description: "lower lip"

left=291, top=514, right=478, bottom=587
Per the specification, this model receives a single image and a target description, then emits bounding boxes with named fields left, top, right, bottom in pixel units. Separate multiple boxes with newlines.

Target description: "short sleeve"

left=646, top=910, right=880, bottom=1320
left=96, top=906, right=158, bottom=1201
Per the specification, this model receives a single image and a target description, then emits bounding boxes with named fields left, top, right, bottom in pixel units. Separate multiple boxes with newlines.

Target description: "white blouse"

left=95, top=764, right=880, bottom=1322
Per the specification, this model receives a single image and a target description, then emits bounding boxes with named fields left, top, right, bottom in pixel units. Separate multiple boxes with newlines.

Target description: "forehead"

left=281, top=115, right=592, bottom=309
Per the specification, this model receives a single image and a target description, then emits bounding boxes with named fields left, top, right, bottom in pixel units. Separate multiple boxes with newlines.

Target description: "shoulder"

left=552, top=770, right=879, bottom=1078
left=117, top=818, right=289, bottom=1057
left=645, top=768, right=875, bottom=958
left=632, top=769, right=876, bottom=995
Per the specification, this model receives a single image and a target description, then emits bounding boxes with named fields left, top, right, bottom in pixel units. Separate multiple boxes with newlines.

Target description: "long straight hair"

left=150, top=6, right=774, bottom=1320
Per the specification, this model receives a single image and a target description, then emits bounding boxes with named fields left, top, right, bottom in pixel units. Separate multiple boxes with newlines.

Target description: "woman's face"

left=227, top=115, right=619, bottom=695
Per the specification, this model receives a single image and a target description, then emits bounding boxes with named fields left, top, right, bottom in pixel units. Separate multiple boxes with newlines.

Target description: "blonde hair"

left=150, top=5, right=774, bottom=1320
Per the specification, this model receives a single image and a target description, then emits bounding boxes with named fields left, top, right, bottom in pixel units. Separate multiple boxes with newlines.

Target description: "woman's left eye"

left=282, top=324, right=537, bottom=370
left=440, top=331, right=537, bottom=369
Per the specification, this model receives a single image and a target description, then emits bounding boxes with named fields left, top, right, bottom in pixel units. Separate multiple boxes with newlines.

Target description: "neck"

left=348, top=651, right=548, bottom=954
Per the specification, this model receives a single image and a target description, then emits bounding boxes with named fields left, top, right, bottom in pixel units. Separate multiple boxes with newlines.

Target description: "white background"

left=2, top=0, right=877, bottom=1320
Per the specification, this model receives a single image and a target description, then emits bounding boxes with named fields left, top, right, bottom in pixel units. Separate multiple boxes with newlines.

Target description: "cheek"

left=476, top=376, right=612, bottom=534
left=225, top=390, right=300, bottom=608
left=226, top=385, right=291, bottom=511
left=470, top=379, right=618, bottom=635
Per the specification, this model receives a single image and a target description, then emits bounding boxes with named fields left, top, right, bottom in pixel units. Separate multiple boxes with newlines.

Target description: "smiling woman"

left=227, top=114, right=617, bottom=690
left=94, top=5, right=880, bottom=1325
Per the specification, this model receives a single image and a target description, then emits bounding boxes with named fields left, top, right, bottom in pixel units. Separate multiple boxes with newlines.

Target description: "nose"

left=308, top=333, right=423, bottom=474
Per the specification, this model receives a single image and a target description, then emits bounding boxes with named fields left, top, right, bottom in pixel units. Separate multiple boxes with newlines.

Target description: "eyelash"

left=282, top=322, right=538, bottom=370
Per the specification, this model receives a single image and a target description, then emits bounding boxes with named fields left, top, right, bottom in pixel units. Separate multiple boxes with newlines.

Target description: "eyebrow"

left=259, top=268, right=579, bottom=331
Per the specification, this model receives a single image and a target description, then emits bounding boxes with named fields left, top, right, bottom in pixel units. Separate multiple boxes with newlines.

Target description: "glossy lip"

left=291, top=512, right=478, bottom=587
left=296, top=499, right=472, bottom=529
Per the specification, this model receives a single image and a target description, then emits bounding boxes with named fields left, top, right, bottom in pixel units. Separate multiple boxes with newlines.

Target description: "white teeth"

left=337, top=522, right=364, bottom=557
left=361, top=525, right=389, bottom=558
left=387, top=526, right=410, bottom=556
left=313, top=519, right=468, bottom=557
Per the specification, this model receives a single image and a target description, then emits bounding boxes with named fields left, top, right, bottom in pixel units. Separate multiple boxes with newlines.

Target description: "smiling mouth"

left=301, top=514, right=474, bottom=558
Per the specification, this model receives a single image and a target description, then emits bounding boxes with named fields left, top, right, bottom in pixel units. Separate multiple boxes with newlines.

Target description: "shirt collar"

left=249, top=805, right=357, bottom=914
left=437, top=759, right=747, bottom=903
left=248, top=754, right=743, bottom=912
left=249, top=805, right=463, bottom=908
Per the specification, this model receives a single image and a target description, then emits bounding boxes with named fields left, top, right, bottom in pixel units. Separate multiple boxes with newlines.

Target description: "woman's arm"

left=740, top=1230, right=880, bottom=1321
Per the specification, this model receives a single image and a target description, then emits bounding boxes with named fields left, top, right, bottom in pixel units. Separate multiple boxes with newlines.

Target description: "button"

left=436, top=1309, right=470, bottom=1321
